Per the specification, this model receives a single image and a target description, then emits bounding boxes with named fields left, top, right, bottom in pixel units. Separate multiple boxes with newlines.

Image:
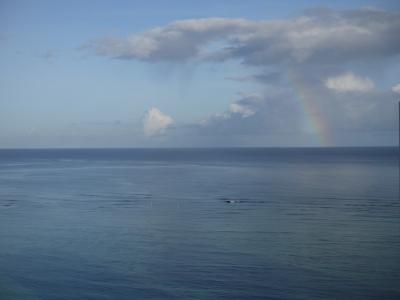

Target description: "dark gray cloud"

left=187, top=70, right=397, bottom=145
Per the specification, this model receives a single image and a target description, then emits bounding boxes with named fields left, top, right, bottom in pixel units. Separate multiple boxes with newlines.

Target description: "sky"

left=0, top=0, right=399, bottom=148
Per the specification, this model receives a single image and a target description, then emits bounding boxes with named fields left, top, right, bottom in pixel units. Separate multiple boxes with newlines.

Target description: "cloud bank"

left=86, top=8, right=400, bottom=66
left=85, top=7, right=400, bottom=146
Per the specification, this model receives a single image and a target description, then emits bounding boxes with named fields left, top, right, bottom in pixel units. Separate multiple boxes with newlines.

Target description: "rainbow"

left=287, top=73, right=332, bottom=146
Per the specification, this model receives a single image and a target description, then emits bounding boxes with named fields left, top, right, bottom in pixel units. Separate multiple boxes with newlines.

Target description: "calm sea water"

left=0, top=148, right=399, bottom=300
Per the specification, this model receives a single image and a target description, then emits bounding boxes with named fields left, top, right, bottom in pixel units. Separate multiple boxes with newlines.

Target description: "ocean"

left=0, top=148, right=399, bottom=299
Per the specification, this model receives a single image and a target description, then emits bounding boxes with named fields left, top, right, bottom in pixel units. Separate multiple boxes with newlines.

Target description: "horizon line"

left=0, top=145, right=397, bottom=151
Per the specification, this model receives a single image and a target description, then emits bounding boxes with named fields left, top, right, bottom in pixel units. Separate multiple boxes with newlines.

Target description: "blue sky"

left=0, top=0, right=399, bottom=148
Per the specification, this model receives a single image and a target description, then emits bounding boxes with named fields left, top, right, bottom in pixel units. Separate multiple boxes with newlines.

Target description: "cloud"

left=85, top=8, right=400, bottom=65
left=229, top=103, right=255, bottom=118
left=199, top=94, right=260, bottom=126
left=143, top=107, right=174, bottom=137
left=197, top=90, right=302, bottom=136
left=392, top=83, right=400, bottom=94
left=324, top=72, right=374, bottom=93
left=85, top=18, right=252, bottom=62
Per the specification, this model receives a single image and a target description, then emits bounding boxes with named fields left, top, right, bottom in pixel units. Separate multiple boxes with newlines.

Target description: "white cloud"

left=199, top=101, right=256, bottom=126
left=392, top=83, right=400, bottom=94
left=143, top=107, right=174, bottom=137
left=324, top=72, right=374, bottom=93
left=229, top=103, right=255, bottom=118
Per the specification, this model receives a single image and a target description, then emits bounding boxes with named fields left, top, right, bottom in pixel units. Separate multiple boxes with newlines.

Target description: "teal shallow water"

left=0, top=148, right=399, bottom=299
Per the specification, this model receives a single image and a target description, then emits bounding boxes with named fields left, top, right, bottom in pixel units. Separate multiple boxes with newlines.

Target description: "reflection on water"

left=0, top=148, right=399, bottom=299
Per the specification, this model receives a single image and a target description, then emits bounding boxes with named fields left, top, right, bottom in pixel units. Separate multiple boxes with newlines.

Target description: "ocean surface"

left=0, top=147, right=399, bottom=300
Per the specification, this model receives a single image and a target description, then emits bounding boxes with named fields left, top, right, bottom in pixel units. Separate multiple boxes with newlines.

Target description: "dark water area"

left=0, top=147, right=399, bottom=299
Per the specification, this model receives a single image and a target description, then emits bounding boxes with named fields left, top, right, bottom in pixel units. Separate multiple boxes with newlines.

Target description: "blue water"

left=0, top=148, right=399, bottom=299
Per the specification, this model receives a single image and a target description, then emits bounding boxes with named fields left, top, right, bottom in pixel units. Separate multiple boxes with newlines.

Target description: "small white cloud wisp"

left=392, top=83, right=400, bottom=94
left=324, top=72, right=374, bottom=93
left=143, top=107, right=174, bottom=137
left=229, top=103, right=255, bottom=118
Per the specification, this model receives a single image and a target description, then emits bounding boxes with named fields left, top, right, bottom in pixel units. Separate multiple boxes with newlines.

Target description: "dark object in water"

left=219, top=196, right=241, bottom=203
left=224, top=199, right=239, bottom=203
